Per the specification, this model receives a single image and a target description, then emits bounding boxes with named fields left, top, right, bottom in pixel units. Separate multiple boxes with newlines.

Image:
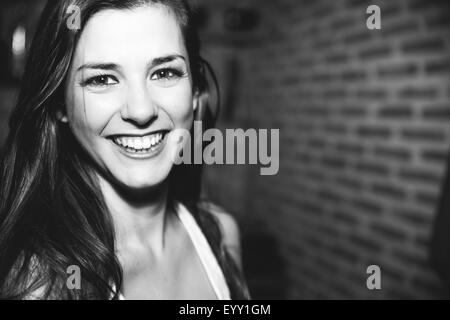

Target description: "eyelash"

left=151, top=68, right=186, bottom=81
left=81, top=68, right=186, bottom=87
left=81, top=74, right=117, bottom=87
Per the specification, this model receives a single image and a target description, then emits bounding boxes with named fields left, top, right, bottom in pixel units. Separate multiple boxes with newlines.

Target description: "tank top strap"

left=175, top=202, right=231, bottom=300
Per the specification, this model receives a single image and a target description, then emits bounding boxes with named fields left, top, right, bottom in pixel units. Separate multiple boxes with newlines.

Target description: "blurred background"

left=1, top=0, right=450, bottom=299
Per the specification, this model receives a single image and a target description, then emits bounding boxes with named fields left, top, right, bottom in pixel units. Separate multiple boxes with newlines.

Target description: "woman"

left=0, top=0, right=249, bottom=300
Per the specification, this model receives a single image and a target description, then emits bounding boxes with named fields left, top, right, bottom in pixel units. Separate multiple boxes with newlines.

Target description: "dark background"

left=1, top=0, right=450, bottom=299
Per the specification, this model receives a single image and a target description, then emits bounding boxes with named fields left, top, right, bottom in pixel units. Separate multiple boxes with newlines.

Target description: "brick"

left=356, top=88, right=389, bottom=100
left=341, top=69, right=367, bottom=82
left=317, top=223, right=341, bottom=240
left=327, top=243, right=359, bottom=264
left=325, top=51, right=349, bottom=65
left=298, top=199, right=325, bottom=217
left=299, top=104, right=331, bottom=117
left=329, top=15, right=355, bottom=32
left=385, top=287, right=417, bottom=299
left=335, top=175, right=364, bottom=191
left=309, top=3, right=335, bottom=20
left=335, top=141, right=365, bottom=156
left=370, top=221, right=407, bottom=242
left=381, top=4, right=403, bottom=19
left=359, top=44, right=392, bottom=61
left=425, top=57, right=450, bottom=75
left=402, top=37, right=446, bottom=54
left=378, top=104, right=413, bottom=119
left=351, top=197, right=384, bottom=215
left=393, top=248, right=429, bottom=270
left=323, top=122, right=348, bottom=135
left=321, top=154, right=347, bottom=170
left=303, top=169, right=326, bottom=183
left=399, top=168, right=442, bottom=185
left=346, top=0, right=371, bottom=9
left=378, top=63, right=418, bottom=79
left=343, top=29, right=373, bottom=46
left=348, top=233, right=382, bottom=252
left=338, top=105, right=367, bottom=118
left=332, top=209, right=359, bottom=227
left=398, top=86, right=439, bottom=100
left=415, top=190, right=440, bottom=207
left=322, top=87, right=348, bottom=99
left=425, top=11, right=450, bottom=30
left=380, top=264, right=409, bottom=285
left=317, top=188, right=342, bottom=204
left=281, top=74, right=301, bottom=86
left=411, top=275, right=445, bottom=298
left=312, top=253, right=343, bottom=275
left=393, top=207, right=432, bottom=227
left=354, top=160, right=390, bottom=176
left=296, top=151, right=314, bottom=164
left=382, top=19, right=420, bottom=38
left=312, top=38, right=334, bottom=51
left=299, top=233, right=325, bottom=251
left=410, top=0, right=450, bottom=11
left=357, top=125, right=391, bottom=139
left=297, top=56, right=316, bottom=68
left=310, top=72, right=335, bottom=84
left=401, top=127, right=446, bottom=142
left=371, top=182, right=407, bottom=200
left=307, top=137, right=327, bottom=150
left=421, top=149, right=449, bottom=163
left=422, top=104, right=450, bottom=120
left=373, top=145, right=412, bottom=162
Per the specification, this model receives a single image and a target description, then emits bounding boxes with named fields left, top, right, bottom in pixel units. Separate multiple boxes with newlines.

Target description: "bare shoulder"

left=198, top=202, right=243, bottom=270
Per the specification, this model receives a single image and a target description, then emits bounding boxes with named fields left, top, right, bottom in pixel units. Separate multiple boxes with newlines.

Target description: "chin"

left=113, top=168, right=171, bottom=192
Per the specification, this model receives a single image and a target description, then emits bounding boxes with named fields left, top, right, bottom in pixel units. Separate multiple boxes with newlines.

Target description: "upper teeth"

left=113, top=133, right=163, bottom=150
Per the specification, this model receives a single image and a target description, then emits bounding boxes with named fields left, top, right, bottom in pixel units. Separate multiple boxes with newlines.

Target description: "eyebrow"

left=76, top=54, right=186, bottom=72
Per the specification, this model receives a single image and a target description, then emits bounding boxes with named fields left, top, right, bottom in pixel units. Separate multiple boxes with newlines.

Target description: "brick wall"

left=203, top=0, right=450, bottom=299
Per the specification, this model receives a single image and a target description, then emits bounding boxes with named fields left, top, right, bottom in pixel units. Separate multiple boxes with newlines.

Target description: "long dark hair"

left=0, top=0, right=249, bottom=299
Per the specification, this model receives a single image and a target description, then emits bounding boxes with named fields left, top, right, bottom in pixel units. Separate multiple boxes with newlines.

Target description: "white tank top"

left=116, top=202, right=231, bottom=300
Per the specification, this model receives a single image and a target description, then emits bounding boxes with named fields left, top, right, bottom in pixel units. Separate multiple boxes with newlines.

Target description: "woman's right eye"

left=83, top=75, right=118, bottom=87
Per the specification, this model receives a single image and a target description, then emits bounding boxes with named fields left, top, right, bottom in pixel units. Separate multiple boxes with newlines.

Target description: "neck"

left=98, top=175, right=171, bottom=258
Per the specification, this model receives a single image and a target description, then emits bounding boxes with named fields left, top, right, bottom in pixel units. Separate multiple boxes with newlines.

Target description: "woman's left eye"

left=151, top=68, right=183, bottom=81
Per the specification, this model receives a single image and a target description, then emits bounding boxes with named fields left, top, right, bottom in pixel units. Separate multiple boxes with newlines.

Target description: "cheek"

left=152, top=85, right=194, bottom=128
left=68, top=90, right=121, bottom=135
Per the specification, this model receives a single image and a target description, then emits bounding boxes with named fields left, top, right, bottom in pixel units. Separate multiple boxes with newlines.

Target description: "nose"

left=121, top=82, right=158, bottom=126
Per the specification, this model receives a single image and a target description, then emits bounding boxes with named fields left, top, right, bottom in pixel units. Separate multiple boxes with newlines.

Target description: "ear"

left=56, top=110, right=68, bottom=123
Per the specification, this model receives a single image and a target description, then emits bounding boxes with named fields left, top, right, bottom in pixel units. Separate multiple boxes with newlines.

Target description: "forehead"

left=74, top=4, right=186, bottom=64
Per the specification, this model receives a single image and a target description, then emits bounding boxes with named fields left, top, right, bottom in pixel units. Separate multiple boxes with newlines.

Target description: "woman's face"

left=64, top=4, right=195, bottom=190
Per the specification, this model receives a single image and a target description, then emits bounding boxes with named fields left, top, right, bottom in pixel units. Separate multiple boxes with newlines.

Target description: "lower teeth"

left=125, top=145, right=158, bottom=152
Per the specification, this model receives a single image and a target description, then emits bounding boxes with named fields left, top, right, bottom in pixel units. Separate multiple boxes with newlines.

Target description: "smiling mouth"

left=110, top=130, right=169, bottom=154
